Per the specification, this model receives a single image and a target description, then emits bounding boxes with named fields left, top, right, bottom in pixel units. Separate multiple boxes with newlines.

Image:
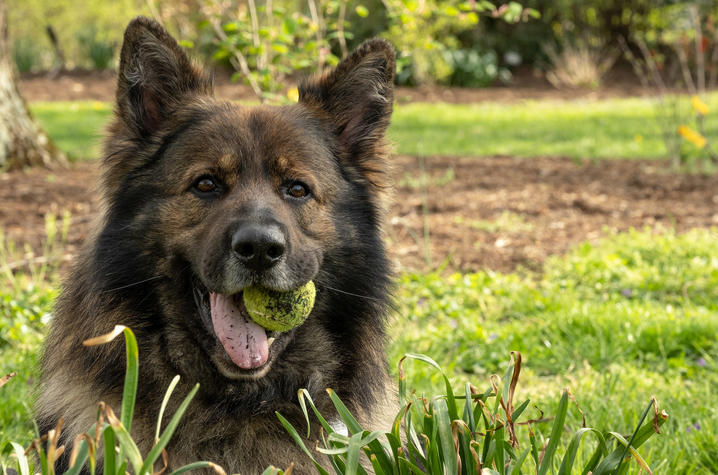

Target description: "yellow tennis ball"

left=243, top=281, right=316, bottom=332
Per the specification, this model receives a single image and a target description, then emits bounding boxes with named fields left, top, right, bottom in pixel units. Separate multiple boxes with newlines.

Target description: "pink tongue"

left=210, top=292, right=269, bottom=369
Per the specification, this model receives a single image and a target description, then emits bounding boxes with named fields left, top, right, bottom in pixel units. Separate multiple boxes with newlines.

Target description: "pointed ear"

left=299, top=39, right=395, bottom=186
left=116, top=17, right=212, bottom=137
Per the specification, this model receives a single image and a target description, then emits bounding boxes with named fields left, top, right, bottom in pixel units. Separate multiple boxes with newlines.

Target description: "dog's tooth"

left=267, top=337, right=276, bottom=348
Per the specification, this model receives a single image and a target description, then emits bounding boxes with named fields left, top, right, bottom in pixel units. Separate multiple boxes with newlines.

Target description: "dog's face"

left=101, top=18, right=394, bottom=382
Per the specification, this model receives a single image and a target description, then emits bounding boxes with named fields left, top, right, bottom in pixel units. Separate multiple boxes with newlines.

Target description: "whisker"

left=100, top=274, right=165, bottom=293
left=319, top=284, right=383, bottom=302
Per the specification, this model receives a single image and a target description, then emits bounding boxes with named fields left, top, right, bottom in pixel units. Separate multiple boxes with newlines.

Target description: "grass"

left=30, top=92, right=718, bottom=161
left=1, top=227, right=716, bottom=472
left=390, top=227, right=718, bottom=473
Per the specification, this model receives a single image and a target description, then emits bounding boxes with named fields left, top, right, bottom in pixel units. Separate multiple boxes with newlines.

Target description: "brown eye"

left=194, top=177, right=217, bottom=194
left=287, top=182, right=310, bottom=199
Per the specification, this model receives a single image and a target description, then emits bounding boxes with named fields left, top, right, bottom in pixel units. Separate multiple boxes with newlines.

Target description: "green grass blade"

left=275, top=412, right=330, bottom=475
left=398, top=456, right=429, bottom=475
left=344, top=432, right=365, bottom=475
left=602, top=432, right=652, bottom=474
left=1, top=441, right=30, bottom=475
left=106, top=420, right=142, bottom=475
left=260, top=466, right=284, bottom=475
left=509, top=448, right=531, bottom=475
left=538, top=389, right=569, bottom=475
left=463, top=382, right=476, bottom=432
left=140, top=383, right=200, bottom=475
left=155, top=375, right=181, bottom=441
left=592, top=408, right=668, bottom=475
left=326, top=389, right=363, bottom=433
left=326, top=389, right=396, bottom=474
left=64, top=431, right=94, bottom=475
left=493, top=425, right=505, bottom=475
left=167, top=461, right=225, bottom=475
left=557, top=427, right=607, bottom=475
left=369, top=454, right=387, bottom=475
left=297, top=389, right=333, bottom=436
left=120, top=327, right=139, bottom=432
left=433, top=398, right=458, bottom=475
left=102, top=427, right=116, bottom=475
left=403, top=353, right=459, bottom=421
left=511, top=399, right=530, bottom=423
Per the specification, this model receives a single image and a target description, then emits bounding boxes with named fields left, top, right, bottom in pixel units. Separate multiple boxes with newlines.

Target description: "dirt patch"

left=19, top=68, right=663, bottom=105
left=3, top=157, right=716, bottom=275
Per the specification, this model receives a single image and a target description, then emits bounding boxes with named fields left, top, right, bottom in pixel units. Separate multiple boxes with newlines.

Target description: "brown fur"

left=37, top=17, right=396, bottom=474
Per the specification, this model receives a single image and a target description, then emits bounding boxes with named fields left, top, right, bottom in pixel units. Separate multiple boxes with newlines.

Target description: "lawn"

left=2, top=227, right=716, bottom=473
left=2, top=97, right=716, bottom=472
left=30, top=92, right=718, bottom=161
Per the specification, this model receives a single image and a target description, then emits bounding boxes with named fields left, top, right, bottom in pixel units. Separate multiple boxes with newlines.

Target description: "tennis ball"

left=243, top=281, right=316, bottom=332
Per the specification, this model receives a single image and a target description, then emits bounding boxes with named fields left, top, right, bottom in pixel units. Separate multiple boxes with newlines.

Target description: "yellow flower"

left=286, top=87, right=299, bottom=103
left=634, top=134, right=643, bottom=143
left=691, top=95, right=709, bottom=115
left=678, top=125, right=707, bottom=149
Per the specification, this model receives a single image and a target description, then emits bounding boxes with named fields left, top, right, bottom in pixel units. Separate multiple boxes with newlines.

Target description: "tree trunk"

left=0, top=0, right=65, bottom=170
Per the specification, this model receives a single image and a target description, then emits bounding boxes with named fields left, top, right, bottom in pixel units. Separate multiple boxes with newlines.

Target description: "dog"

left=36, top=16, right=395, bottom=473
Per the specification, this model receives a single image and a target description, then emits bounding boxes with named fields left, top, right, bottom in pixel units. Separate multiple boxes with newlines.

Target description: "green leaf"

left=557, top=427, right=607, bottom=475
left=433, top=398, right=458, bottom=475
left=102, top=427, right=116, bottom=475
left=271, top=43, right=289, bottom=54
left=1, top=441, right=30, bottom=475
left=398, top=456, right=429, bottom=475
left=168, top=461, right=224, bottom=475
left=402, top=354, right=458, bottom=421
left=119, top=327, right=139, bottom=433
left=538, top=389, right=569, bottom=475
left=140, top=383, right=200, bottom=475
left=344, top=432, right=365, bottom=475
left=155, top=375, right=181, bottom=441
left=509, top=448, right=531, bottom=475
left=512, top=399, right=530, bottom=422
left=355, top=5, right=369, bottom=17
left=275, top=412, right=330, bottom=475
left=326, top=389, right=395, bottom=473
left=106, top=419, right=142, bottom=475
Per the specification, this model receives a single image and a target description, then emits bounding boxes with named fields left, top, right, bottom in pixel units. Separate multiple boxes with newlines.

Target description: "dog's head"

left=99, top=17, right=394, bottom=381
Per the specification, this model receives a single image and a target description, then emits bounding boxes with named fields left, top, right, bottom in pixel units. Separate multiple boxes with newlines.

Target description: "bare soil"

left=2, top=156, right=717, bottom=275
left=7, top=71, right=716, bottom=275
left=18, top=68, right=662, bottom=105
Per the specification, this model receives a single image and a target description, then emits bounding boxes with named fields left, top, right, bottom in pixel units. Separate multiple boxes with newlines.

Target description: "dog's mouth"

left=193, top=280, right=286, bottom=379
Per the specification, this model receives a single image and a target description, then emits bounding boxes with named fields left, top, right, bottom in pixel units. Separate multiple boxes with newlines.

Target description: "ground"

left=4, top=72, right=717, bottom=275
left=3, top=154, right=717, bottom=274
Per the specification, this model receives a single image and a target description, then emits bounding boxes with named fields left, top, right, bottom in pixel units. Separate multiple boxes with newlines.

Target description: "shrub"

left=12, top=38, right=44, bottom=73
left=545, top=40, right=617, bottom=89
left=76, top=26, right=116, bottom=70
left=445, top=48, right=510, bottom=87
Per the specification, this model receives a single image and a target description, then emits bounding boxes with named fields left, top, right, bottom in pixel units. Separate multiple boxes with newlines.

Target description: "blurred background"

left=1, top=1, right=718, bottom=473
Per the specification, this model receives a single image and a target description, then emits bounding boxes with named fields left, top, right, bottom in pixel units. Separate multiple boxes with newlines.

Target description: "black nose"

left=231, top=224, right=286, bottom=271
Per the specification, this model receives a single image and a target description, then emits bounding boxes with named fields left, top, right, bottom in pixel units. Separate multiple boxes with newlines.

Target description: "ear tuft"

left=299, top=39, right=395, bottom=189
left=116, top=16, right=212, bottom=137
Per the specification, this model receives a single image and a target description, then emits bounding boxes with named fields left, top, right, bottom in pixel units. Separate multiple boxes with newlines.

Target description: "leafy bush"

left=445, top=48, right=510, bottom=87
left=199, top=0, right=353, bottom=101
left=12, top=38, right=43, bottom=73
left=76, top=26, right=116, bottom=70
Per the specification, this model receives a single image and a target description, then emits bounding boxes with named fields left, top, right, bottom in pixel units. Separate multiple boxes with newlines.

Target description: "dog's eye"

left=286, top=182, right=310, bottom=199
left=194, top=177, right=218, bottom=194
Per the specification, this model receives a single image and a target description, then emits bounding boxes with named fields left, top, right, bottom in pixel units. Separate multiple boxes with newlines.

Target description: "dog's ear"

left=299, top=39, right=395, bottom=186
left=116, top=17, right=212, bottom=137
